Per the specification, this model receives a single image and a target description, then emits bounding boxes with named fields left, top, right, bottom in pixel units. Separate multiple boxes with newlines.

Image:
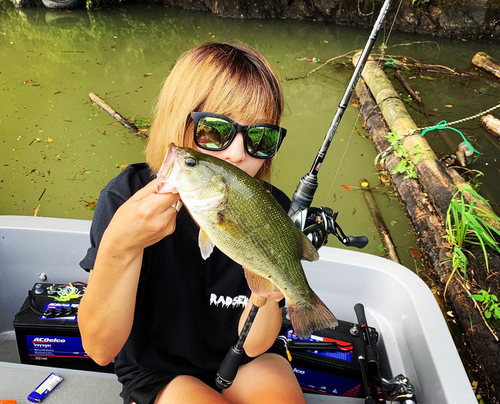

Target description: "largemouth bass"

left=156, top=144, right=337, bottom=338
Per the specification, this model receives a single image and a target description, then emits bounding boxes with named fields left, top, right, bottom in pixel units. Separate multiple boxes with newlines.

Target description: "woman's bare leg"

left=154, top=375, right=232, bottom=404
left=223, top=353, right=306, bottom=404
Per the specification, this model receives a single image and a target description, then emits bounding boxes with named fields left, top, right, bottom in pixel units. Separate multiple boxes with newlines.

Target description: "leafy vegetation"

left=471, top=289, right=500, bottom=322
left=385, top=131, right=422, bottom=179
left=443, top=187, right=500, bottom=294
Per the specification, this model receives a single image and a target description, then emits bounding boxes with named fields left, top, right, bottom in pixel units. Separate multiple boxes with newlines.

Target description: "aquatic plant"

left=385, top=130, right=421, bottom=179
left=471, top=289, right=500, bottom=321
left=443, top=187, right=500, bottom=294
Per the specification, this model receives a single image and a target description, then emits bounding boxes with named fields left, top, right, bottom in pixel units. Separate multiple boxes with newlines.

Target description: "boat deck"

left=0, top=330, right=362, bottom=404
left=0, top=216, right=477, bottom=403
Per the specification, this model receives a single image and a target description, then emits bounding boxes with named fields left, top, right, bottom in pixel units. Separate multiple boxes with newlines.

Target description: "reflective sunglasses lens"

left=247, top=127, right=281, bottom=157
left=196, top=116, right=234, bottom=150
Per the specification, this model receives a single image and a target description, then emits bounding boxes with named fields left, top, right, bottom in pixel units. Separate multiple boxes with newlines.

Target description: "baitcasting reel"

left=290, top=206, right=369, bottom=250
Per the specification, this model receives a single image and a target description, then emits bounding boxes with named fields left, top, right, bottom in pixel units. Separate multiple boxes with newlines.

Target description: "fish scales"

left=156, top=144, right=338, bottom=337
left=207, top=174, right=305, bottom=293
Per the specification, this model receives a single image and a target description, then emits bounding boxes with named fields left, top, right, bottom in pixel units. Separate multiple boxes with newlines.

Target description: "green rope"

left=420, top=120, right=481, bottom=158
left=384, top=55, right=399, bottom=67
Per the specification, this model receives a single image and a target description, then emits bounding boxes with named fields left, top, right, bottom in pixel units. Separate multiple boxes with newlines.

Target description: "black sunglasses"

left=191, top=112, right=287, bottom=159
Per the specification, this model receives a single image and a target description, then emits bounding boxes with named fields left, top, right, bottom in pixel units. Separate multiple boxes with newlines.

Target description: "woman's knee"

left=224, top=354, right=306, bottom=404
left=154, top=376, right=231, bottom=404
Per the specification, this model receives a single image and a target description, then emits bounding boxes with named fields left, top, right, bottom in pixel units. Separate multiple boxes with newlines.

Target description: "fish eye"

left=185, top=157, right=197, bottom=167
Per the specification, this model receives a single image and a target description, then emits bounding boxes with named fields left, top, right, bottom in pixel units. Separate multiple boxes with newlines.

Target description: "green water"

left=1, top=3, right=499, bottom=270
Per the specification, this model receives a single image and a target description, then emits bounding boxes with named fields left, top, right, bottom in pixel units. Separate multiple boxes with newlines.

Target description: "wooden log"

left=355, top=79, right=500, bottom=400
left=394, top=70, right=423, bottom=105
left=479, top=114, right=500, bottom=141
left=353, top=52, right=455, bottom=219
left=355, top=79, right=448, bottom=271
left=472, top=52, right=500, bottom=80
left=352, top=52, right=498, bottom=230
left=359, top=179, right=400, bottom=264
left=89, top=92, right=146, bottom=138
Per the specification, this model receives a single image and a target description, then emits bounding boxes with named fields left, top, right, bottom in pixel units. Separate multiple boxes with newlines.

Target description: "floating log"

left=479, top=114, right=500, bottom=141
left=89, top=92, right=146, bottom=138
left=355, top=79, right=448, bottom=273
left=394, top=70, right=423, bottom=105
left=472, top=52, right=500, bottom=80
left=355, top=78, right=500, bottom=402
left=353, top=52, right=455, bottom=220
left=352, top=52, right=498, bottom=229
left=359, top=179, right=400, bottom=264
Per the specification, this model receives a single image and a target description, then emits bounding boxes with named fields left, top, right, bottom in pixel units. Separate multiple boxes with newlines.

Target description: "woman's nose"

left=222, top=132, right=246, bottom=163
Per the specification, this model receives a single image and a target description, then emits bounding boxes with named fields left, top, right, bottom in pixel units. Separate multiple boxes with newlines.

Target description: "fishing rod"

left=355, top=303, right=418, bottom=404
left=288, top=0, right=393, bottom=250
left=216, top=0, right=393, bottom=390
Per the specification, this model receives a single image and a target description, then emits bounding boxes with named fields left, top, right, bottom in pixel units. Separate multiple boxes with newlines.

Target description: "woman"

left=78, top=42, right=306, bottom=404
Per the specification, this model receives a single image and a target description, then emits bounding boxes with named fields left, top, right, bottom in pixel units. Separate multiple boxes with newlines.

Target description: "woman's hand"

left=260, top=287, right=284, bottom=303
left=104, top=179, right=181, bottom=253
left=80, top=179, right=180, bottom=365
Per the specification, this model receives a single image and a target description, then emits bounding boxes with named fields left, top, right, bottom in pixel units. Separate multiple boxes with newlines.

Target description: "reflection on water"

left=1, top=2, right=499, bottom=268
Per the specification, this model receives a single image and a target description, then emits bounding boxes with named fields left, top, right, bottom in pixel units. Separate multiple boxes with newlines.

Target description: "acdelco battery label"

left=287, top=329, right=353, bottom=362
left=293, top=366, right=362, bottom=397
left=26, top=335, right=89, bottom=358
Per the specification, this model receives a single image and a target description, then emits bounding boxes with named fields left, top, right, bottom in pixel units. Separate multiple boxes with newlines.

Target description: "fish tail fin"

left=288, top=295, right=338, bottom=339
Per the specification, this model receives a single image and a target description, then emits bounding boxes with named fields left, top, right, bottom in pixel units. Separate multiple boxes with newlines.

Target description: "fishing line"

left=326, top=0, right=404, bottom=203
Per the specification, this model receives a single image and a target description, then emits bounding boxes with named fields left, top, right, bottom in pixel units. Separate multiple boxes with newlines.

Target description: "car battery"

left=13, top=282, right=114, bottom=373
left=283, top=311, right=380, bottom=397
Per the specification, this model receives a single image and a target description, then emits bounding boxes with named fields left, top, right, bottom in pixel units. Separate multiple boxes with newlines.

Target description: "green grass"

left=443, top=187, right=500, bottom=294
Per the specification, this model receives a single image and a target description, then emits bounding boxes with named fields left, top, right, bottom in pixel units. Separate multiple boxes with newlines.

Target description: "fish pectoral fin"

left=198, top=229, right=215, bottom=260
left=243, top=268, right=275, bottom=296
left=301, top=232, right=319, bottom=262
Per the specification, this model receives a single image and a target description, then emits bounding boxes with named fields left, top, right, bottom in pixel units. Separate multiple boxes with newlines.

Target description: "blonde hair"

left=146, top=42, right=284, bottom=184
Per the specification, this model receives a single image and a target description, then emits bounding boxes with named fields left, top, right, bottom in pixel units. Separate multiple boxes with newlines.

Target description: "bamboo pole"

left=359, top=179, right=400, bottom=264
left=472, top=52, right=500, bottom=80
left=352, top=52, right=498, bottom=229
left=354, top=78, right=500, bottom=396
left=355, top=79, right=448, bottom=271
left=479, top=114, right=500, bottom=142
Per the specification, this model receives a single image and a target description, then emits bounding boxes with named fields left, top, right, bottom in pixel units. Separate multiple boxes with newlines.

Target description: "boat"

left=0, top=215, right=476, bottom=403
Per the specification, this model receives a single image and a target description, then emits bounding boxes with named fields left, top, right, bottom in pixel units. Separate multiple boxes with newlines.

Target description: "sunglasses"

left=191, top=112, right=287, bottom=159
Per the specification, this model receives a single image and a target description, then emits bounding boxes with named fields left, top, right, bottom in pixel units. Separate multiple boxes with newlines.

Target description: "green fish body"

left=156, top=144, right=337, bottom=338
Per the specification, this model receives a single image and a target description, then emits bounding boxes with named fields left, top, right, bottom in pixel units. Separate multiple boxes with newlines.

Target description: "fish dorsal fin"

left=243, top=267, right=275, bottom=296
left=199, top=229, right=215, bottom=260
left=301, top=232, right=319, bottom=262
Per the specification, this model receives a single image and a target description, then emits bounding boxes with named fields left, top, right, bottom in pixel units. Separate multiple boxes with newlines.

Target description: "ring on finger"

left=170, top=201, right=183, bottom=212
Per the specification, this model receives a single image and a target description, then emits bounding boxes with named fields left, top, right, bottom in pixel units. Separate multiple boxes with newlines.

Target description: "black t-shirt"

left=80, top=163, right=291, bottom=400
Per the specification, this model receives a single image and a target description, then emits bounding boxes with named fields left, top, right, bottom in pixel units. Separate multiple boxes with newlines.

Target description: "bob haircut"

left=146, top=42, right=285, bottom=184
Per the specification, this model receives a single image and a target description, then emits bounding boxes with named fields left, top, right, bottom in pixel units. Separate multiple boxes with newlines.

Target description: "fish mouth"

left=156, top=143, right=180, bottom=194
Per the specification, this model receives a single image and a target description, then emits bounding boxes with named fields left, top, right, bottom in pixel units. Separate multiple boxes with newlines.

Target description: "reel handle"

left=345, top=235, right=369, bottom=249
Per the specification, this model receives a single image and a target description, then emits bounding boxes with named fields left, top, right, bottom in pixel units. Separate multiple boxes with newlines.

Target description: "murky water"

left=1, top=3, right=499, bottom=269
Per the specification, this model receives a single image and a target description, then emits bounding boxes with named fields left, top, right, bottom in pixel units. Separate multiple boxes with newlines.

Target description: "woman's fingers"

left=134, top=179, right=180, bottom=212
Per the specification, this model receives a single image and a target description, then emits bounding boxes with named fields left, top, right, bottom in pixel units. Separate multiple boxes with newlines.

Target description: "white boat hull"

left=0, top=216, right=476, bottom=403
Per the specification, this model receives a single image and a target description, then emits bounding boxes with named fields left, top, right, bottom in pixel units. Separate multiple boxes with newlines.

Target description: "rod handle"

left=215, top=346, right=245, bottom=389
left=354, top=303, right=368, bottom=327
